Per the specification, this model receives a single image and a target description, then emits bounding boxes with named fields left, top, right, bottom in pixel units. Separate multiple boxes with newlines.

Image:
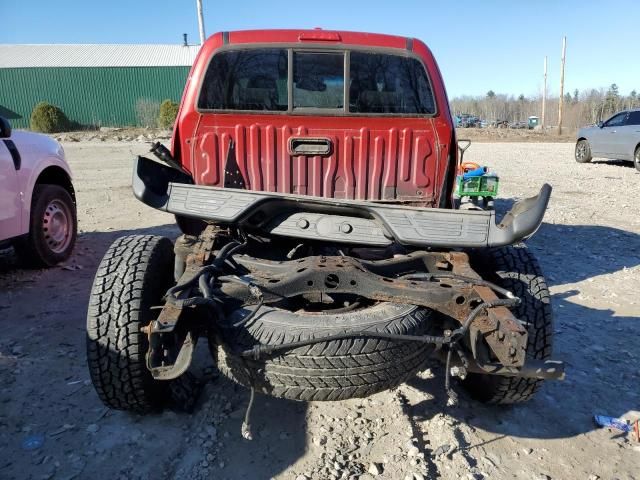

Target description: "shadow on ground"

left=0, top=223, right=179, bottom=277
left=406, top=296, right=638, bottom=441
left=0, top=223, right=308, bottom=480
left=194, top=378, right=310, bottom=479
left=402, top=207, right=639, bottom=441
left=590, top=159, right=637, bottom=169
left=2, top=212, right=638, bottom=477
left=494, top=197, right=640, bottom=284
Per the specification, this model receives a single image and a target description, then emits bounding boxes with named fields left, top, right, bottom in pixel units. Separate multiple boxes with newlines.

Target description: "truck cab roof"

left=206, top=29, right=417, bottom=50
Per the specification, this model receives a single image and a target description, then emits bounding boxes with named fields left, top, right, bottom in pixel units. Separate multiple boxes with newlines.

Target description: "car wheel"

left=14, top=184, right=77, bottom=267
left=575, top=139, right=592, bottom=163
left=634, top=146, right=640, bottom=172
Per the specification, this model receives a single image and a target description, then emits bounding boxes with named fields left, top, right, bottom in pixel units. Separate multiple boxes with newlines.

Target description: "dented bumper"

left=133, top=156, right=551, bottom=248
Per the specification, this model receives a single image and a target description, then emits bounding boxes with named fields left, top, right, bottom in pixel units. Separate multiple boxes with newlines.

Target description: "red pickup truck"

left=86, top=30, right=561, bottom=416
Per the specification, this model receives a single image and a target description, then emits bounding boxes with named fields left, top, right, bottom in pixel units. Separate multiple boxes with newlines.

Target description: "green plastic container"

left=456, top=174, right=499, bottom=197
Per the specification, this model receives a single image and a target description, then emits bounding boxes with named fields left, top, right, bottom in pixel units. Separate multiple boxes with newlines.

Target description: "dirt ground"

left=1, top=140, right=639, bottom=480
left=455, top=127, right=576, bottom=143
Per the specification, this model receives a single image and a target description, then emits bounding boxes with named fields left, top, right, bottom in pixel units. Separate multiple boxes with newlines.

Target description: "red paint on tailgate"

left=191, top=116, right=439, bottom=204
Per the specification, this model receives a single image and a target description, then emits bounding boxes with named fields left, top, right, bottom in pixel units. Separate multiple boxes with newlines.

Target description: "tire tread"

left=86, top=235, right=174, bottom=413
left=217, top=306, right=433, bottom=401
left=462, top=244, right=553, bottom=404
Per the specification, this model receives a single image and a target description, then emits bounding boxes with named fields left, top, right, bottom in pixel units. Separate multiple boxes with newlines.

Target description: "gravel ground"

left=1, top=140, right=639, bottom=480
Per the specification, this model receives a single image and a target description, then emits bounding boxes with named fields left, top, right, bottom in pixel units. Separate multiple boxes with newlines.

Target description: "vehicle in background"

left=0, top=116, right=77, bottom=266
left=575, top=109, right=640, bottom=171
left=456, top=113, right=481, bottom=128
left=509, top=120, right=528, bottom=129
left=528, top=116, right=540, bottom=129
left=490, top=119, right=509, bottom=128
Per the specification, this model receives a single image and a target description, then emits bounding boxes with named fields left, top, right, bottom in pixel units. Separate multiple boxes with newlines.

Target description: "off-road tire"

left=634, top=146, right=640, bottom=172
left=86, top=235, right=175, bottom=413
left=14, top=184, right=77, bottom=267
left=462, top=244, right=553, bottom=404
left=217, top=304, right=434, bottom=401
left=575, top=139, right=592, bottom=163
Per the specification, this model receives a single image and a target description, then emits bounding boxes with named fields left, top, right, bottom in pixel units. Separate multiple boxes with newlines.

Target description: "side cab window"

left=625, top=111, right=640, bottom=125
left=603, top=112, right=628, bottom=127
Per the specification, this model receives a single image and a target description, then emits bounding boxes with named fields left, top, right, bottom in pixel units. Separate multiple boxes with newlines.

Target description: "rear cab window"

left=293, top=52, right=344, bottom=110
left=198, top=47, right=436, bottom=116
left=199, top=49, right=288, bottom=111
left=349, top=52, right=435, bottom=114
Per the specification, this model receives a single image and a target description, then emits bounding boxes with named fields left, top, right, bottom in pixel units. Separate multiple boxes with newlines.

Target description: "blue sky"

left=3, top=0, right=638, bottom=98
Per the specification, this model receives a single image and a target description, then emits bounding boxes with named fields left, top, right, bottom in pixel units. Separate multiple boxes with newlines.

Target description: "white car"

left=0, top=117, right=77, bottom=266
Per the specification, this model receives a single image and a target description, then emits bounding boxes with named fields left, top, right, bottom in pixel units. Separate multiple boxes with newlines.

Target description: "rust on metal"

left=449, top=252, right=527, bottom=367
left=155, top=303, right=183, bottom=330
left=226, top=254, right=478, bottom=321
left=142, top=226, right=225, bottom=381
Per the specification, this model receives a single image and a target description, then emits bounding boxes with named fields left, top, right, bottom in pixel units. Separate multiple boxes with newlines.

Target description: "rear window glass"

left=293, top=52, right=344, bottom=109
left=198, top=48, right=435, bottom=116
left=349, top=52, right=435, bottom=114
left=198, top=48, right=288, bottom=111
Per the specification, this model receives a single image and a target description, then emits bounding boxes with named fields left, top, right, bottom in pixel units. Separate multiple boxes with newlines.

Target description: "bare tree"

left=450, top=86, right=638, bottom=132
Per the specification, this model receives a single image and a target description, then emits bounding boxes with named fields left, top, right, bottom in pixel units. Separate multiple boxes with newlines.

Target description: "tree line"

left=450, top=84, right=639, bottom=131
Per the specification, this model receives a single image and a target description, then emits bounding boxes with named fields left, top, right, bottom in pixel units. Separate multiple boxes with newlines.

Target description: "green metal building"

left=0, top=44, right=200, bottom=129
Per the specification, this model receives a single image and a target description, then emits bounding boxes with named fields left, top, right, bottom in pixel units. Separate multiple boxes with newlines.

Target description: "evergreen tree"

left=604, top=84, right=620, bottom=115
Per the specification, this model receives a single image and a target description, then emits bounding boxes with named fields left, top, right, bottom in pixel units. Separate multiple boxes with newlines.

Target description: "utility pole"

left=557, top=36, right=566, bottom=135
left=196, top=0, right=206, bottom=45
left=541, top=56, right=547, bottom=129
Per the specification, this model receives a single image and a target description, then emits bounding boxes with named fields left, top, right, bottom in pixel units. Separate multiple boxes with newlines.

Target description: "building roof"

left=0, top=44, right=200, bottom=68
